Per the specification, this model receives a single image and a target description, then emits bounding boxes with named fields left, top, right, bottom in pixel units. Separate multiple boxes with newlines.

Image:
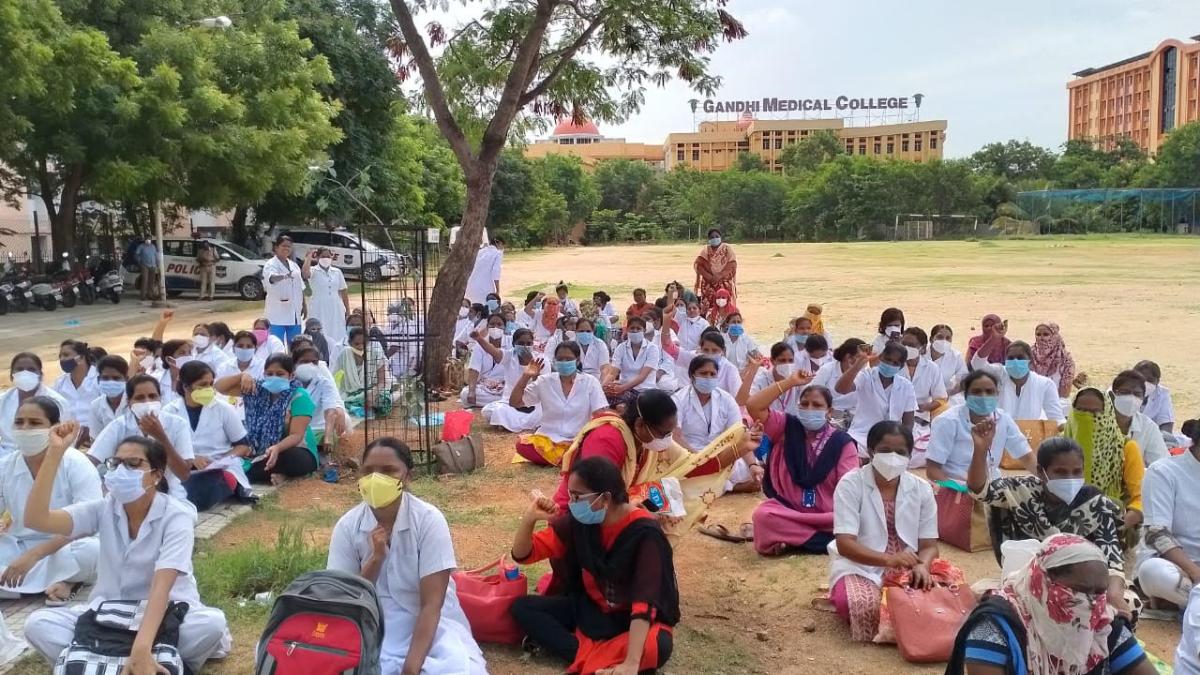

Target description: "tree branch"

left=477, top=0, right=557, bottom=158
left=519, top=8, right=610, bottom=105
left=389, top=0, right=474, bottom=169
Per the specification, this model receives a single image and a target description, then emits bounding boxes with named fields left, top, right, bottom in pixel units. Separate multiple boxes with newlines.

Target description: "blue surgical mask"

left=486, top=299, right=499, bottom=312
left=533, top=301, right=543, bottom=311
left=554, top=360, right=578, bottom=377
left=98, top=380, right=126, bottom=398
left=568, top=496, right=606, bottom=525
left=513, top=345, right=531, bottom=362
left=1005, top=359, right=1031, bottom=379
left=877, top=362, right=902, bottom=378
left=966, top=395, right=999, bottom=416
left=261, top=376, right=291, bottom=394
left=708, top=237, right=722, bottom=247
left=577, top=332, right=594, bottom=347
left=693, top=376, right=718, bottom=394
left=797, top=409, right=828, bottom=431
left=235, top=347, right=255, bottom=363
left=728, top=324, right=744, bottom=337
left=505, top=321, right=517, bottom=335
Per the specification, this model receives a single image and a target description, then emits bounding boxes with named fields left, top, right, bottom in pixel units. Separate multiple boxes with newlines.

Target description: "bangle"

left=775, top=381, right=787, bottom=397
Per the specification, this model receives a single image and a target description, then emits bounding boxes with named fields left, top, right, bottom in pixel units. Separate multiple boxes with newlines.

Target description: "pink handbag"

left=887, top=585, right=976, bottom=663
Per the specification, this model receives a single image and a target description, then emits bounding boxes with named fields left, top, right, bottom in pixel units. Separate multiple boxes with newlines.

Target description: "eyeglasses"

left=567, top=491, right=600, bottom=504
left=104, top=457, right=149, bottom=471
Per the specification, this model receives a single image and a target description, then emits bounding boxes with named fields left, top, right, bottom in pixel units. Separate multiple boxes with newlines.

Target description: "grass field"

left=5, top=235, right=1195, bottom=674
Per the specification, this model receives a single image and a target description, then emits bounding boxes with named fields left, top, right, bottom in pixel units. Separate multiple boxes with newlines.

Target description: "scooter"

left=28, top=275, right=61, bottom=311
left=95, top=269, right=123, bottom=304
left=0, top=273, right=33, bottom=313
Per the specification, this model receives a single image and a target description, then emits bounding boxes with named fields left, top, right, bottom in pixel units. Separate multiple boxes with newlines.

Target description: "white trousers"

left=723, top=458, right=753, bottom=494
left=0, top=537, right=99, bottom=598
left=459, top=386, right=502, bottom=408
left=1138, top=556, right=1195, bottom=606
left=1179, top=587, right=1200, bottom=675
left=480, top=400, right=540, bottom=433
left=25, top=604, right=232, bottom=672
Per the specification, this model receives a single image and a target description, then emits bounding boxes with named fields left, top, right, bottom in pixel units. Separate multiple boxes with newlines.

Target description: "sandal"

left=698, top=523, right=750, bottom=544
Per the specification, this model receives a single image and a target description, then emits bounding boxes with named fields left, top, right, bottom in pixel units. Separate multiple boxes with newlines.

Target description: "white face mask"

left=104, top=465, right=150, bottom=504
left=12, top=370, right=40, bottom=392
left=487, top=327, right=504, bottom=341
left=130, top=401, right=162, bottom=419
left=715, top=298, right=727, bottom=308
left=295, top=363, right=321, bottom=384
left=1044, top=477, right=1085, bottom=505
left=931, top=339, right=952, bottom=355
left=644, top=435, right=673, bottom=452
left=458, top=307, right=469, bottom=319
left=905, top=346, right=920, bottom=361
left=192, top=335, right=210, bottom=351
left=871, top=452, right=908, bottom=481
left=318, top=257, right=333, bottom=269
left=774, top=363, right=795, bottom=379
left=1143, top=383, right=1158, bottom=399
left=138, top=355, right=156, bottom=372
left=885, top=326, right=901, bottom=337
left=171, top=355, right=195, bottom=370
left=1112, top=394, right=1141, bottom=418
left=12, top=428, right=50, bottom=457
left=564, top=330, right=576, bottom=341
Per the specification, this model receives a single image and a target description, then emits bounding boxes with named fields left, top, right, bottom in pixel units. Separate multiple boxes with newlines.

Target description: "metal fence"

left=1017, top=188, right=1200, bottom=234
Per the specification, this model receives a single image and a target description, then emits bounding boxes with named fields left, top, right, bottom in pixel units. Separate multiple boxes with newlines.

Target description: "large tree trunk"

left=42, top=164, right=85, bottom=263
left=230, top=205, right=251, bottom=249
left=423, top=160, right=497, bottom=388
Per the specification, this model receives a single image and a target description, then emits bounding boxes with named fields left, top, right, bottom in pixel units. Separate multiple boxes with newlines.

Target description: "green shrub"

left=195, top=525, right=326, bottom=602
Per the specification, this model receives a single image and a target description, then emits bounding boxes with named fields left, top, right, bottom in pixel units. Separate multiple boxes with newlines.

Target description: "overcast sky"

left=568, top=0, right=1200, bottom=158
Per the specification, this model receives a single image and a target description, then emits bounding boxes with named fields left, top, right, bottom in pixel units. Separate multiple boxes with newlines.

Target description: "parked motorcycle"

left=54, top=253, right=96, bottom=306
left=95, top=269, right=123, bottom=304
left=0, top=273, right=33, bottom=313
left=29, top=276, right=61, bottom=311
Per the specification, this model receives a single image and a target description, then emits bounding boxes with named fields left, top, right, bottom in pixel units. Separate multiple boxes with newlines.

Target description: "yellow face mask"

left=191, top=386, right=216, bottom=406
left=358, top=472, right=403, bottom=509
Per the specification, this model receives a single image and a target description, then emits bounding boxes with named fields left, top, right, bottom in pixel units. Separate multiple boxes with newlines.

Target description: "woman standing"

left=747, top=381, right=859, bottom=556
left=302, top=248, right=350, bottom=347
left=966, top=314, right=1010, bottom=366
left=327, top=438, right=486, bottom=674
left=511, top=457, right=679, bottom=675
left=1063, top=388, right=1144, bottom=532
left=509, top=344, right=609, bottom=467
left=1031, top=321, right=1077, bottom=400
left=694, top=228, right=737, bottom=315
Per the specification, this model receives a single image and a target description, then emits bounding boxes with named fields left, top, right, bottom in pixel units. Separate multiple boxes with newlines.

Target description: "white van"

left=124, top=238, right=266, bottom=300
left=281, top=228, right=409, bottom=282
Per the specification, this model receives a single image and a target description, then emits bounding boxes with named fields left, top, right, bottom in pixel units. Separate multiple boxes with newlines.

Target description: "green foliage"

left=1146, top=123, right=1200, bottom=188
left=594, top=159, right=654, bottom=213
left=195, top=525, right=326, bottom=601
left=780, top=130, right=844, bottom=174
left=968, top=140, right=1057, bottom=181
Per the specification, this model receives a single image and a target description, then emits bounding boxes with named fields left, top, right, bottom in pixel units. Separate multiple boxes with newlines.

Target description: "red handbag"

left=441, top=409, right=474, bottom=442
left=887, top=585, right=976, bottom=663
left=453, top=557, right=527, bottom=645
left=935, top=487, right=991, bottom=552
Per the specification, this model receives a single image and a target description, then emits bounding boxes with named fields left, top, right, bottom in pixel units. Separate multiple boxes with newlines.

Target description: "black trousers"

left=181, top=470, right=235, bottom=512
left=510, top=595, right=673, bottom=673
left=246, top=446, right=317, bottom=483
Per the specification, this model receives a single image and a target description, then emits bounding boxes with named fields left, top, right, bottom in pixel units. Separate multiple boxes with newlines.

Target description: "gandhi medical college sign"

left=697, top=96, right=916, bottom=114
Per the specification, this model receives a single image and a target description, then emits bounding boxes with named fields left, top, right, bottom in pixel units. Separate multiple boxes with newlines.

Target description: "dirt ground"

left=5, top=236, right=1194, bottom=674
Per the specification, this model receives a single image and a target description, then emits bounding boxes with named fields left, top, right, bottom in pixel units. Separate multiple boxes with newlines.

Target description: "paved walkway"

left=0, top=487, right=275, bottom=672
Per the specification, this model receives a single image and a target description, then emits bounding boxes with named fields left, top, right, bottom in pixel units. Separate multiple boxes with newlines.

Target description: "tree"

left=968, top=140, right=1056, bottom=181
left=533, top=154, right=598, bottom=238
left=594, top=159, right=655, bottom=213
left=780, top=130, right=844, bottom=174
left=387, top=0, right=746, bottom=385
left=1147, top=121, right=1200, bottom=187
left=732, top=151, right=766, bottom=172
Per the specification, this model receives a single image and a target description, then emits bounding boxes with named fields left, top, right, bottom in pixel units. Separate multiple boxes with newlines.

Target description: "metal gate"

left=349, top=224, right=440, bottom=471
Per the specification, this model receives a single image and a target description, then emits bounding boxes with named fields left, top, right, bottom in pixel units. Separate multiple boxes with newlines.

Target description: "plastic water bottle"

left=323, top=466, right=339, bottom=483
left=503, top=565, right=520, bottom=581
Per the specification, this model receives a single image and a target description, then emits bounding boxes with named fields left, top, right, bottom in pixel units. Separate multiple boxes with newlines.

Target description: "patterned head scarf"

left=1032, top=322, right=1076, bottom=385
left=803, top=304, right=825, bottom=335
left=999, top=533, right=1113, bottom=675
left=1063, top=388, right=1126, bottom=506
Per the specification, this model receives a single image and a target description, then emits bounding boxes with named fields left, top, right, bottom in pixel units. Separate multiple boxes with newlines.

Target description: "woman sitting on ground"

left=740, top=342, right=800, bottom=415
left=970, top=339, right=1066, bottom=426
left=167, top=362, right=251, bottom=512
left=0, top=353, right=69, bottom=456
left=672, top=355, right=756, bottom=494
left=673, top=328, right=741, bottom=397
left=87, top=355, right=130, bottom=441
left=1109, top=370, right=1167, bottom=467
left=52, top=340, right=99, bottom=440
left=1063, top=388, right=1144, bottom=534
left=510, top=342, right=609, bottom=467
left=24, top=425, right=231, bottom=673
left=705, top=288, right=738, bottom=327
left=869, top=307, right=905, bottom=357
left=217, top=330, right=264, bottom=380
left=927, top=370, right=1036, bottom=484
left=511, top=457, right=679, bottom=675
left=336, top=326, right=392, bottom=418
left=0, top=398, right=100, bottom=603
left=929, top=324, right=968, bottom=403
left=215, top=354, right=317, bottom=485
left=898, top=327, right=948, bottom=425
left=1135, top=420, right=1200, bottom=613
left=828, top=421, right=939, bottom=642
left=1133, top=360, right=1176, bottom=436
left=746, top=379, right=858, bottom=557
left=966, top=313, right=1011, bottom=367
left=675, top=299, right=709, bottom=353
left=293, top=347, right=349, bottom=454
left=721, top=311, right=760, bottom=370
left=1031, top=321, right=1078, bottom=400
left=327, top=437, right=486, bottom=674
left=835, top=342, right=917, bottom=452
left=460, top=315, right=509, bottom=408
left=946, top=534, right=1152, bottom=675
left=966, top=428, right=1130, bottom=617
left=573, top=318, right=611, bottom=378
left=602, top=316, right=660, bottom=408
left=477, top=327, right=539, bottom=433
left=811, top=338, right=865, bottom=427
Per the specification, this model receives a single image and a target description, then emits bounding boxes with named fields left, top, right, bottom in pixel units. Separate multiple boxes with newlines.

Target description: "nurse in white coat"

left=970, top=340, right=1066, bottom=426
left=836, top=343, right=917, bottom=452
left=672, top=356, right=752, bottom=493
left=328, top=438, right=486, bottom=675
left=508, top=343, right=609, bottom=466
left=898, top=328, right=948, bottom=424
left=23, top=424, right=231, bottom=673
left=928, top=324, right=969, bottom=405
left=573, top=319, right=611, bottom=378
left=0, top=397, right=100, bottom=602
left=0, top=353, right=69, bottom=457
left=51, top=340, right=98, bottom=430
left=673, top=330, right=741, bottom=397
left=477, top=327, right=541, bottom=431
left=303, top=248, right=350, bottom=347
left=167, top=362, right=251, bottom=512
left=261, top=237, right=307, bottom=344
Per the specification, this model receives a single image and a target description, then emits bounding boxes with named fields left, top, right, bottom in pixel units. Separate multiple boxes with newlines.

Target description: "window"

left=886, top=142, right=894, bottom=154
left=915, top=139, right=923, bottom=151
left=737, top=141, right=749, bottom=149
left=164, top=241, right=196, bottom=258
left=677, top=150, right=684, bottom=161
left=692, top=150, right=700, bottom=161
left=930, top=135, right=938, bottom=150
left=787, top=130, right=796, bottom=136
left=902, top=140, right=910, bottom=152
left=858, top=146, right=866, bottom=155
left=873, top=142, right=881, bottom=154
left=801, top=130, right=809, bottom=136
left=1162, top=46, right=1178, bottom=133
left=774, top=138, right=783, bottom=149
left=762, top=138, right=771, bottom=150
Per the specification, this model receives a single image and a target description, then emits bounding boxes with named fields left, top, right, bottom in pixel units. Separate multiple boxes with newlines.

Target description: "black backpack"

left=254, top=570, right=384, bottom=675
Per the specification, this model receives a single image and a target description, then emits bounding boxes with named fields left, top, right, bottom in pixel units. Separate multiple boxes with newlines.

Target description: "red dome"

left=552, top=118, right=600, bottom=136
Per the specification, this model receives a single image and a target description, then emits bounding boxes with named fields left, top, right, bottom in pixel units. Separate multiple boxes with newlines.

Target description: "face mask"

left=1144, top=382, right=1158, bottom=399
left=349, top=346, right=364, bottom=357
left=235, top=347, right=256, bottom=363
left=931, top=339, right=952, bottom=354
left=533, top=302, right=543, bottom=311
left=885, top=326, right=901, bottom=337
left=295, top=363, right=320, bottom=384
left=793, top=333, right=810, bottom=345
left=171, top=355, right=195, bottom=370
left=13, top=428, right=50, bottom=457
left=12, top=370, right=40, bottom=392
left=504, top=321, right=517, bottom=335
left=728, top=324, right=744, bottom=337
left=59, top=358, right=79, bottom=374
left=138, top=355, right=156, bottom=372
left=708, top=237, right=722, bottom=247
left=487, top=299, right=500, bottom=313
left=98, top=380, right=126, bottom=398
left=1044, top=477, right=1085, bottom=504
left=639, top=422, right=674, bottom=452
left=487, top=327, right=504, bottom=341
left=693, top=376, right=718, bottom=395
left=130, top=401, right=161, bottom=419
left=252, top=329, right=270, bottom=346
left=871, top=452, right=909, bottom=481
left=797, top=410, right=828, bottom=431
left=877, top=362, right=902, bottom=378
left=965, top=395, right=999, bottom=416
left=554, top=360, right=578, bottom=378
left=674, top=307, right=686, bottom=320
left=261, top=376, right=291, bottom=394
left=774, top=363, right=794, bottom=379
left=1112, top=394, right=1140, bottom=418
left=905, top=346, right=921, bottom=361
left=512, top=345, right=532, bottom=364
left=564, top=330, right=576, bottom=341
left=192, top=335, right=210, bottom=351
left=458, top=307, right=469, bottom=319
left=577, top=332, right=594, bottom=346
left=568, top=496, right=607, bottom=525
left=358, top=472, right=403, bottom=509
left=190, top=386, right=216, bottom=406
left=627, top=331, right=644, bottom=345
left=104, top=465, right=150, bottom=504
left=318, top=257, right=333, bottom=269
left=716, top=298, right=728, bottom=308
left=1005, top=359, right=1031, bottom=379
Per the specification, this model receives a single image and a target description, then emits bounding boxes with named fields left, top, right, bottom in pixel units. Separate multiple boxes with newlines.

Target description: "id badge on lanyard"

left=802, top=426, right=834, bottom=509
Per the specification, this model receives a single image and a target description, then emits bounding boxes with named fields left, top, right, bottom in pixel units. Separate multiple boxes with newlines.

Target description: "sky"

left=550, top=0, right=1200, bottom=158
